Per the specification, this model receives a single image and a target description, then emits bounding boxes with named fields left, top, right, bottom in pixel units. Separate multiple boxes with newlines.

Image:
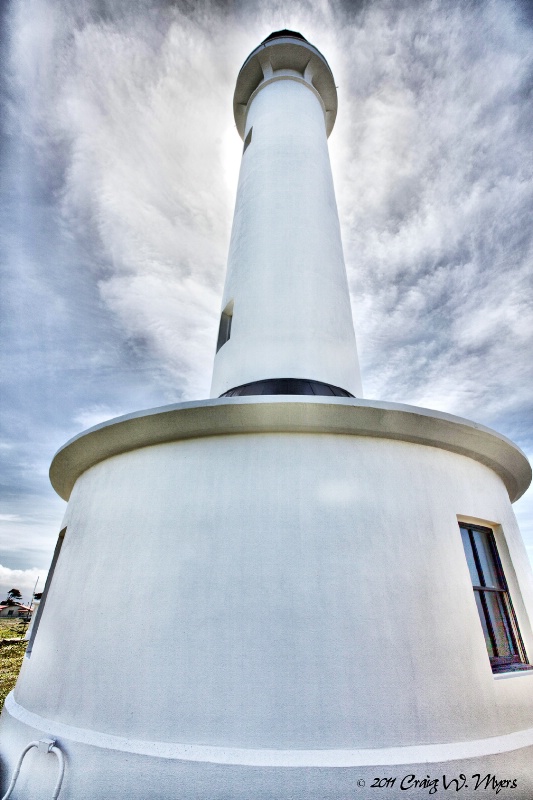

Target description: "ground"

left=0, top=618, right=28, bottom=709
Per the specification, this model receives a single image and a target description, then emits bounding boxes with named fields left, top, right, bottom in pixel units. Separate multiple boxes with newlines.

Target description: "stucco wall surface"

left=11, top=431, right=533, bottom=749
left=3, top=400, right=533, bottom=796
left=1, top=707, right=533, bottom=800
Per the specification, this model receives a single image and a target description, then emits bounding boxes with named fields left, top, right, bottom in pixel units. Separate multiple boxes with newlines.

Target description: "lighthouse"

left=1, top=30, right=533, bottom=800
left=211, top=30, right=362, bottom=399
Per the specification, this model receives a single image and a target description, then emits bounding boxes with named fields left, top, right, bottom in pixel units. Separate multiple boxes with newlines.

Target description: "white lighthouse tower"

left=1, top=30, right=533, bottom=800
left=211, top=30, right=362, bottom=400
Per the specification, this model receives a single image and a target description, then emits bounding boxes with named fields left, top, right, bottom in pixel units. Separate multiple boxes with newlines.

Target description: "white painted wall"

left=211, top=75, right=362, bottom=397
left=2, top=400, right=533, bottom=796
left=16, top=431, right=533, bottom=746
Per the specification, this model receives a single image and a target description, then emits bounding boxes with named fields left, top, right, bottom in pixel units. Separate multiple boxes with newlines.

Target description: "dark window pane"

left=472, top=529, right=502, bottom=589
left=474, top=591, right=494, bottom=657
left=460, top=523, right=531, bottom=672
left=216, top=310, right=232, bottom=352
left=460, top=526, right=481, bottom=585
left=483, top=591, right=516, bottom=657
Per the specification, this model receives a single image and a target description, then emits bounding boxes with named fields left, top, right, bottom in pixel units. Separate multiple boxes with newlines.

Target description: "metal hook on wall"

left=1, top=738, right=65, bottom=800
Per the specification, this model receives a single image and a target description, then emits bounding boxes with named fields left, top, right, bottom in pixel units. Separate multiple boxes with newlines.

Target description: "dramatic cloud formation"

left=1, top=0, right=532, bottom=590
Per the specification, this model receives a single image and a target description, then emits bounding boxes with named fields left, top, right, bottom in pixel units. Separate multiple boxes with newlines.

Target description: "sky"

left=1, top=0, right=532, bottom=603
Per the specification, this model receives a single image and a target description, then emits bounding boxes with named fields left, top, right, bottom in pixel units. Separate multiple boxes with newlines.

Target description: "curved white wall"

left=2, top=401, right=533, bottom=797
left=210, top=78, right=362, bottom=397
left=12, top=431, right=533, bottom=747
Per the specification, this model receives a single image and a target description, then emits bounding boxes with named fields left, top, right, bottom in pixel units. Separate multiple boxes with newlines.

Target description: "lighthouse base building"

left=1, top=397, right=533, bottom=798
left=2, top=29, right=533, bottom=799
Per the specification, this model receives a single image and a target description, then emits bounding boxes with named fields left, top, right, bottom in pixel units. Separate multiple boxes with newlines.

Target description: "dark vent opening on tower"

left=243, top=127, right=253, bottom=154
left=220, top=378, right=354, bottom=397
left=216, top=306, right=233, bottom=352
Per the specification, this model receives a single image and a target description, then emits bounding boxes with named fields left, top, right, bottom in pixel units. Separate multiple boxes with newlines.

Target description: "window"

left=216, top=301, right=233, bottom=352
left=26, top=526, right=66, bottom=657
left=459, top=522, right=532, bottom=674
left=243, top=126, right=253, bottom=154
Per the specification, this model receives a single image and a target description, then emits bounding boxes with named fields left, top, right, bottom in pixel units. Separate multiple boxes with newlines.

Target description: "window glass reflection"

left=460, top=527, right=480, bottom=585
left=472, top=529, right=501, bottom=589
left=459, top=522, right=531, bottom=673
left=483, top=591, right=514, bottom=657
left=475, top=592, right=494, bottom=657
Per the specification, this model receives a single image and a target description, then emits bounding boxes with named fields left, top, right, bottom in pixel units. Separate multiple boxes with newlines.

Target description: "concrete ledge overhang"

left=234, top=37, right=337, bottom=138
left=49, top=397, right=531, bottom=503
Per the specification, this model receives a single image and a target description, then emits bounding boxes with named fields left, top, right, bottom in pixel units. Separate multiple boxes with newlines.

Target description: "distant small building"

left=0, top=604, right=31, bottom=619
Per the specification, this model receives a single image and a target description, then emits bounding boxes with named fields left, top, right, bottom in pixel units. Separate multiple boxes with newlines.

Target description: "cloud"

left=330, top=0, right=533, bottom=428
left=7, top=0, right=246, bottom=400
left=8, top=0, right=531, bottom=416
left=0, top=565, right=47, bottom=605
left=1, top=0, right=532, bottom=579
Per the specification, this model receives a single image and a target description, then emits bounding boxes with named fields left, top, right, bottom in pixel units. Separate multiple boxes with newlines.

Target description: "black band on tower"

left=220, top=378, right=355, bottom=398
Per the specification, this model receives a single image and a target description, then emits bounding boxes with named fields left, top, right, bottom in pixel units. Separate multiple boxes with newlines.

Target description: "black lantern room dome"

left=261, top=29, right=308, bottom=44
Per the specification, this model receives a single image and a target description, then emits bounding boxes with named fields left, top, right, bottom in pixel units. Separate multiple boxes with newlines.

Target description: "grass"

left=0, top=618, right=29, bottom=710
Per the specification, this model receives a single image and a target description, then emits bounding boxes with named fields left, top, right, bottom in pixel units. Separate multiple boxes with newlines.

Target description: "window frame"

left=459, top=522, right=532, bottom=674
left=216, top=300, right=234, bottom=353
left=26, top=526, right=66, bottom=657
